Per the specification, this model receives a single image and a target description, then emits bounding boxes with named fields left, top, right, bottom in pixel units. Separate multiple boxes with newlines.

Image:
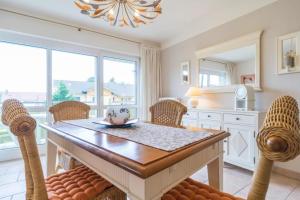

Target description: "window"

left=199, top=69, right=227, bottom=88
left=0, top=42, right=47, bottom=106
left=52, top=51, right=97, bottom=104
left=103, top=57, right=138, bottom=118
left=0, top=42, right=47, bottom=149
left=103, top=57, right=137, bottom=106
left=0, top=40, right=140, bottom=159
left=199, top=59, right=229, bottom=88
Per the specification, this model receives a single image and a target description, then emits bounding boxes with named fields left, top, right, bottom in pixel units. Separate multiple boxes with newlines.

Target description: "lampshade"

left=185, top=87, right=201, bottom=97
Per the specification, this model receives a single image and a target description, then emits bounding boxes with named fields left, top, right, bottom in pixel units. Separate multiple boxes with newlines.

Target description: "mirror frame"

left=195, top=31, right=263, bottom=93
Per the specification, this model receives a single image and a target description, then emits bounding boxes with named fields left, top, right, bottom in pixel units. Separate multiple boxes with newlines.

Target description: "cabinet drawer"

left=184, top=111, right=198, bottom=120
left=224, top=114, right=256, bottom=125
left=199, top=121, right=222, bottom=130
left=199, top=112, right=222, bottom=121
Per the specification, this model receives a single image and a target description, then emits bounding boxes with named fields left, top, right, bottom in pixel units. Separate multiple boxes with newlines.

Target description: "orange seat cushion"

left=46, top=165, right=112, bottom=200
left=162, top=178, right=243, bottom=200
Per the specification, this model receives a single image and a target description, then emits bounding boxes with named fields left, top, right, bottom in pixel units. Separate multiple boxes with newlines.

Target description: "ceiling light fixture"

left=74, top=0, right=162, bottom=28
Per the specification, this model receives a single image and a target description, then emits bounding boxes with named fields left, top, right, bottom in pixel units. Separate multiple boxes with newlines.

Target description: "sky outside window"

left=0, top=42, right=47, bottom=104
left=103, top=57, right=136, bottom=106
left=0, top=42, right=47, bottom=93
left=51, top=50, right=96, bottom=103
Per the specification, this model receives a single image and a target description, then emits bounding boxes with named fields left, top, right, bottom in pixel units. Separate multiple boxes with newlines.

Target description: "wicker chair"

left=1, top=99, right=126, bottom=200
left=49, top=101, right=90, bottom=122
left=49, top=101, right=90, bottom=171
left=162, top=96, right=300, bottom=200
left=150, top=100, right=187, bottom=128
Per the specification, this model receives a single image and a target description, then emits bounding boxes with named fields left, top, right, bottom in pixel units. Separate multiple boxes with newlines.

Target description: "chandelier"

left=74, top=0, right=162, bottom=28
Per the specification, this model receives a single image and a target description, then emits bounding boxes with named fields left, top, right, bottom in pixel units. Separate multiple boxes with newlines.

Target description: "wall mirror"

left=195, top=31, right=262, bottom=93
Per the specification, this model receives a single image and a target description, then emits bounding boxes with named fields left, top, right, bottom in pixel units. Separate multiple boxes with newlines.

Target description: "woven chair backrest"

left=1, top=99, right=48, bottom=200
left=248, top=96, right=300, bottom=200
left=150, top=100, right=187, bottom=128
left=49, top=101, right=90, bottom=122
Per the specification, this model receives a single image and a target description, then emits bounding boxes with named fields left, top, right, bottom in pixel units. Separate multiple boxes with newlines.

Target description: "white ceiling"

left=0, top=0, right=278, bottom=48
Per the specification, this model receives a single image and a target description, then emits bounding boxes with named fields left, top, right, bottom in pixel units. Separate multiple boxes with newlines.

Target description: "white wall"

left=0, top=9, right=141, bottom=56
left=161, top=0, right=300, bottom=173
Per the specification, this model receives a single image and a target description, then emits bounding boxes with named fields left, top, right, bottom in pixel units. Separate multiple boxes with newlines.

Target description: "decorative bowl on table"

left=105, top=107, right=130, bottom=125
left=94, top=107, right=138, bottom=128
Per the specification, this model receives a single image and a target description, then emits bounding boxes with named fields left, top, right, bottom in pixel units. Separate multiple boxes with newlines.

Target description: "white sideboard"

left=182, top=108, right=266, bottom=171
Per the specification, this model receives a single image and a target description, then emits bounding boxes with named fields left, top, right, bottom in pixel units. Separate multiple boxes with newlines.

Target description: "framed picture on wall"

left=181, top=61, right=190, bottom=85
left=240, top=74, right=255, bottom=84
left=277, top=31, right=300, bottom=74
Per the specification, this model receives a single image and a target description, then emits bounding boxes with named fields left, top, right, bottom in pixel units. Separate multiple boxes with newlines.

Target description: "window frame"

left=101, top=55, right=140, bottom=113
left=0, top=33, right=141, bottom=160
left=50, top=49, right=98, bottom=106
left=0, top=41, right=48, bottom=156
left=0, top=38, right=141, bottom=119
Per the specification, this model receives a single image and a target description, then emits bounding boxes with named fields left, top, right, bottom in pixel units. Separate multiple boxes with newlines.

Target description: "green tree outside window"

left=52, top=82, right=74, bottom=102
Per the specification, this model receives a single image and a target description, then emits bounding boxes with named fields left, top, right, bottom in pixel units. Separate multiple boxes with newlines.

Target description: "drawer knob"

left=208, top=115, right=211, bottom=118
left=236, top=117, right=240, bottom=121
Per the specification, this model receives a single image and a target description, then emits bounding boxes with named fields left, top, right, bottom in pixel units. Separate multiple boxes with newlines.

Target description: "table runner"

left=64, top=119, right=213, bottom=152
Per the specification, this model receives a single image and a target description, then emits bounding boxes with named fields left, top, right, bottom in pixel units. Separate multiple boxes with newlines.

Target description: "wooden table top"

left=41, top=120, right=229, bottom=178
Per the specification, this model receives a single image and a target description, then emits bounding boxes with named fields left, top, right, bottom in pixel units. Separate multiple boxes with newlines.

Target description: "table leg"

left=47, top=138, right=57, bottom=176
left=207, top=155, right=223, bottom=191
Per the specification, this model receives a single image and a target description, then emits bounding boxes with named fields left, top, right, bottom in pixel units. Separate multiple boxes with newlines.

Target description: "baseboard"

left=273, top=166, right=300, bottom=181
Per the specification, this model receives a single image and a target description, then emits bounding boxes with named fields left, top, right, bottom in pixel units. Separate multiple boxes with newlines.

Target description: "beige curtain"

left=140, top=45, right=161, bottom=120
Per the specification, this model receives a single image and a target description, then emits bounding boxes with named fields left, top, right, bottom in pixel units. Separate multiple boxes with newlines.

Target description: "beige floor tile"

left=0, top=173, right=19, bottom=186
left=0, top=196, right=11, bottom=200
left=0, top=159, right=22, bottom=168
left=287, top=185, right=300, bottom=200
left=11, top=193, right=25, bottom=200
left=0, top=181, right=26, bottom=199
left=191, top=166, right=208, bottom=183
left=223, top=165, right=253, bottom=195
left=236, top=173, right=300, bottom=200
left=17, top=172, right=25, bottom=182
left=0, top=165, right=23, bottom=177
left=266, top=173, right=300, bottom=200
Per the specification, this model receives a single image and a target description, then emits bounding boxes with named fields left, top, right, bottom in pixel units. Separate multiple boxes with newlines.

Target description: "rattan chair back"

left=248, top=96, right=300, bottom=200
left=150, top=100, right=187, bottom=128
left=1, top=99, right=48, bottom=200
left=49, top=101, right=90, bottom=122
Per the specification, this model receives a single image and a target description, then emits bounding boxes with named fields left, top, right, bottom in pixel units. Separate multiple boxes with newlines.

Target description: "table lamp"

left=185, top=87, right=201, bottom=108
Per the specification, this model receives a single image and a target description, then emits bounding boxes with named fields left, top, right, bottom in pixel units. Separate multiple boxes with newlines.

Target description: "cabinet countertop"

left=186, top=107, right=266, bottom=115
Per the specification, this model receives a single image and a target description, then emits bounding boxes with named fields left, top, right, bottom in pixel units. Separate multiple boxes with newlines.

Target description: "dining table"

left=41, top=119, right=229, bottom=200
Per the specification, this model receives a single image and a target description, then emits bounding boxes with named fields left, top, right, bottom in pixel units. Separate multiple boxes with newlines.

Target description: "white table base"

left=47, top=131, right=224, bottom=200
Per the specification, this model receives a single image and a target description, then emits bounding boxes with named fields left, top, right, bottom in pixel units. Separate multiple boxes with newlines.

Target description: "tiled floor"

left=0, top=158, right=300, bottom=200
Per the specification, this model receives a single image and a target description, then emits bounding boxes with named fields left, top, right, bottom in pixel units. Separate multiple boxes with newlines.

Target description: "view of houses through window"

left=0, top=41, right=139, bottom=153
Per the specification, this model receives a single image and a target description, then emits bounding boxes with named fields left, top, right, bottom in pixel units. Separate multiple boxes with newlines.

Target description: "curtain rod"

left=0, top=8, right=141, bottom=45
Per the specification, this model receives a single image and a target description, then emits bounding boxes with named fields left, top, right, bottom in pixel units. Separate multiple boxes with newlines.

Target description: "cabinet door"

left=199, top=121, right=221, bottom=130
left=224, top=124, right=256, bottom=170
left=182, top=119, right=199, bottom=128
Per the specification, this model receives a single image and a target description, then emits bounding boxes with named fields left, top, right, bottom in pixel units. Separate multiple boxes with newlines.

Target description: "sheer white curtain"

left=140, top=45, right=161, bottom=120
left=225, top=63, right=236, bottom=85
